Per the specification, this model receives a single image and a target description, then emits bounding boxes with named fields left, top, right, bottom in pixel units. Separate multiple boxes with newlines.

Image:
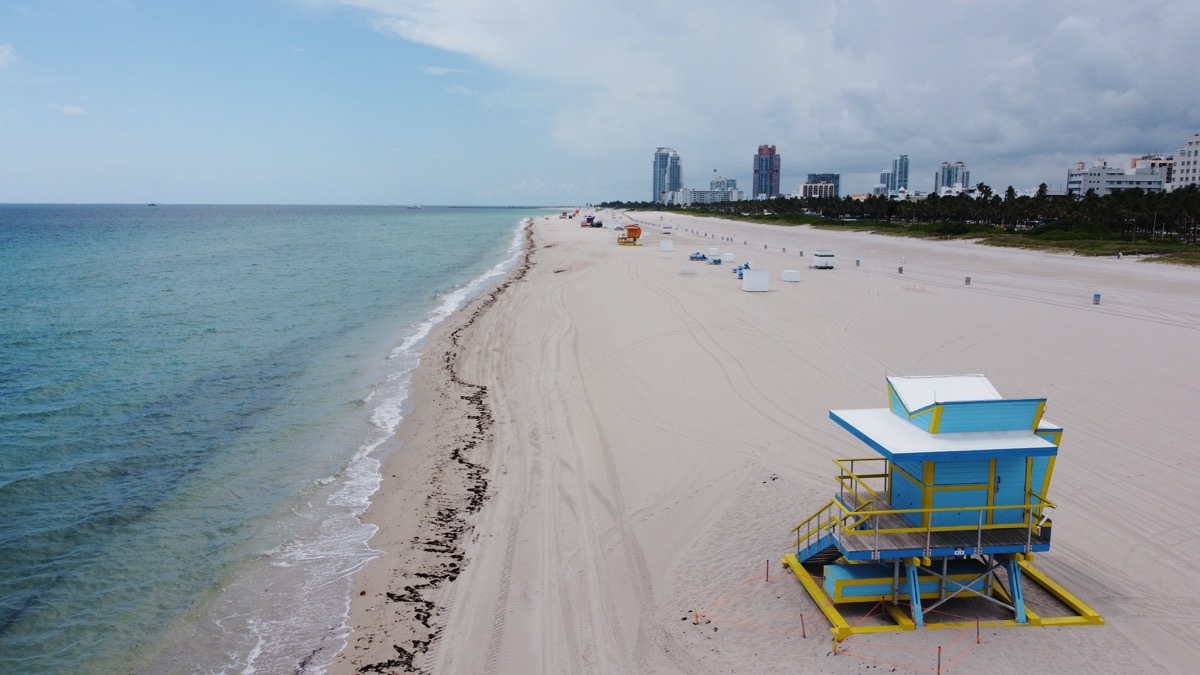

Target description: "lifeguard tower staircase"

left=783, top=375, right=1102, bottom=641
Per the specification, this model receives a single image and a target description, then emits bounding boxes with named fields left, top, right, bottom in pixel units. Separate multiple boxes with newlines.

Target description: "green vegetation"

left=600, top=184, right=1200, bottom=266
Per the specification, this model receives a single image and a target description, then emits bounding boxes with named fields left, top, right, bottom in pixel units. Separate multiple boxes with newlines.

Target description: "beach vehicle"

left=690, top=252, right=707, bottom=261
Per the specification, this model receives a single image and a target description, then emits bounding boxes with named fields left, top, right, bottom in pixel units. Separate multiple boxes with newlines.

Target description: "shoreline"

left=332, top=222, right=537, bottom=673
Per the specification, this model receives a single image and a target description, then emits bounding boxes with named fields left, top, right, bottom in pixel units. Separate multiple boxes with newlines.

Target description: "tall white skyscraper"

left=652, top=148, right=682, bottom=203
left=1173, top=133, right=1200, bottom=190
left=891, top=154, right=909, bottom=191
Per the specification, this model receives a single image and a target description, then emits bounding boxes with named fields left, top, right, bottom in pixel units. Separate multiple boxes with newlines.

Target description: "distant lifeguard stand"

left=783, top=375, right=1102, bottom=641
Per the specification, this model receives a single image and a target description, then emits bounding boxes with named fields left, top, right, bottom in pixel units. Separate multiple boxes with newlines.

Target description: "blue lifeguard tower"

left=783, top=375, right=1102, bottom=640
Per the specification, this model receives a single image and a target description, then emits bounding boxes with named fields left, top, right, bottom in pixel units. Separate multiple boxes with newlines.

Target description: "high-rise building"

left=801, top=182, right=837, bottom=199
left=935, top=162, right=970, bottom=194
left=806, top=173, right=841, bottom=198
left=879, top=171, right=894, bottom=194
left=752, top=145, right=781, bottom=198
left=652, top=148, right=682, bottom=203
left=1132, top=154, right=1173, bottom=186
left=1066, top=159, right=1165, bottom=197
left=710, top=170, right=737, bottom=191
left=891, top=155, right=909, bottom=192
left=1171, top=134, right=1199, bottom=190
left=663, top=187, right=745, bottom=205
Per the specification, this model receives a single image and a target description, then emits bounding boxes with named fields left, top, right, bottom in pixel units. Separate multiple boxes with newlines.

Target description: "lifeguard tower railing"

left=791, top=458, right=1055, bottom=563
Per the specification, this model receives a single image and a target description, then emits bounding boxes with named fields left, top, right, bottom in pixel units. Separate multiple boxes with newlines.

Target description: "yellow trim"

left=831, top=570, right=987, bottom=602
left=783, top=554, right=1103, bottom=640
left=929, top=404, right=944, bottom=433
left=782, top=554, right=852, bottom=641
left=921, top=462, right=934, bottom=527
left=882, top=603, right=916, bottom=629
left=930, top=483, right=990, bottom=492
left=1024, top=458, right=1034, bottom=525
left=1036, top=429, right=1063, bottom=446
left=1017, top=560, right=1104, bottom=625
left=789, top=498, right=838, bottom=534
left=926, top=619, right=1025, bottom=630
left=1038, top=457, right=1057, bottom=513
left=987, top=458, right=997, bottom=525
left=1031, top=400, right=1046, bottom=429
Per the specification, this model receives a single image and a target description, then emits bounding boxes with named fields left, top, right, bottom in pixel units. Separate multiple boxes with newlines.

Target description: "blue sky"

left=3, top=1, right=1199, bottom=205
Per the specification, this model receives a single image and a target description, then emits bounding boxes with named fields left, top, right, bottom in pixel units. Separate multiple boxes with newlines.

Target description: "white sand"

left=335, top=211, right=1200, bottom=674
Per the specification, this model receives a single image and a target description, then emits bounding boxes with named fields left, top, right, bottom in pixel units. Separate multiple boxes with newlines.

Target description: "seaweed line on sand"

left=352, top=223, right=536, bottom=675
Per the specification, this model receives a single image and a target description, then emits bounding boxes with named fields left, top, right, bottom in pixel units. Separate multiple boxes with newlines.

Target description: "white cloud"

left=53, top=103, right=88, bottom=116
left=0, top=44, right=16, bottom=69
left=327, top=0, right=1200, bottom=193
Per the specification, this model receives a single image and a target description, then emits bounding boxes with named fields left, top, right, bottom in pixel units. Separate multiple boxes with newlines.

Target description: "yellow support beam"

left=927, top=619, right=1023, bottom=631
left=782, top=554, right=852, bottom=641
left=782, top=553, right=1102, bottom=639
left=882, top=603, right=916, bottom=629
left=1017, top=560, right=1105, bottom=625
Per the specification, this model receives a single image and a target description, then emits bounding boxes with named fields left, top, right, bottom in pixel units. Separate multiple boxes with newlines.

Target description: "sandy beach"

left=333, top=211, right=1200, bottom=674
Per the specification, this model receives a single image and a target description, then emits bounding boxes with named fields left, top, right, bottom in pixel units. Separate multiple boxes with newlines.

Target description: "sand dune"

left=336, top=212, right=1200, bottom=674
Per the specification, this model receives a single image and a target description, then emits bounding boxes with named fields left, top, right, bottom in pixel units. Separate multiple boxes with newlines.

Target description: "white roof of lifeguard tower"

left=888, top=374, right=1000, bottom=411
left=829, top=374, right=1060, bottom=461
left=829, top=409, right=1057, bottom=460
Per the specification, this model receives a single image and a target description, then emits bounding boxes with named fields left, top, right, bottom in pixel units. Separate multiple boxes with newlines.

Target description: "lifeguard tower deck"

left=783, top=375, right=1102, bottom=641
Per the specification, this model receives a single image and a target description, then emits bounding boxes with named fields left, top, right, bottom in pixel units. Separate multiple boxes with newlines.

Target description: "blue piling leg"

left=906, top=560, right=925, bottom=627
left=1006, top=558, right=1027, bottom=623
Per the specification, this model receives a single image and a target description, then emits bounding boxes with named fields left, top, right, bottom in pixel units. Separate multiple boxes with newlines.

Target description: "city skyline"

left=2, top=2, right=1199, bottom=204
left=648, top=133, right=1199, bottom=202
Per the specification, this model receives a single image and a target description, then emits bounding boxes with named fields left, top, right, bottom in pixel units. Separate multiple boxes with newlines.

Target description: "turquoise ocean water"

left=0, top=204, right=539, bottom=673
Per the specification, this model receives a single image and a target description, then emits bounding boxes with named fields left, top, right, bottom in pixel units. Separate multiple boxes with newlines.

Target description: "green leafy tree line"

left=601, top=184, right=1200, bottom=245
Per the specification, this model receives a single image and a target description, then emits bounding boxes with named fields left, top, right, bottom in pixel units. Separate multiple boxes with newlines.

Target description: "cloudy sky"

left=2, top=1, right=1198, bottom=205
